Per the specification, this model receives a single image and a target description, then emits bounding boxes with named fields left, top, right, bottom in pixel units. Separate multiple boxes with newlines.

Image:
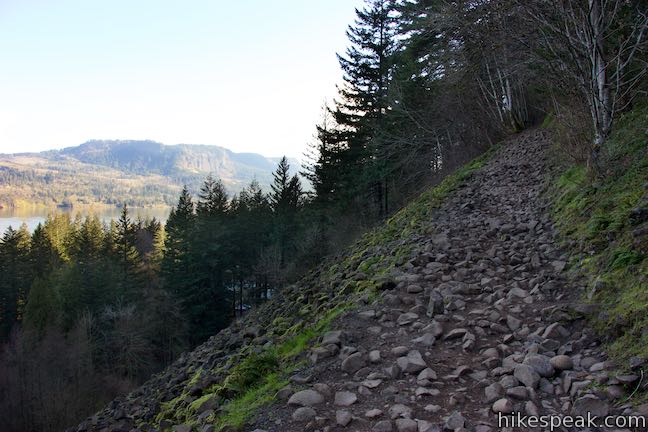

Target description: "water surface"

left=0, top=207, right=171, bottom=234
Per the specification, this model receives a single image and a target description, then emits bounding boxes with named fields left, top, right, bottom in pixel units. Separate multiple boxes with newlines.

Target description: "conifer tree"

left=161, top=186, right=196, bottom=313
left=0, top=225, right=32, bottom=338
left=315, top=0, right=397, bottom=218
left=23, top=276, right=62, bottom=334
left=114, top=205, right=144, bottom=301
left=196, top=175, right=229, bottom=217
left=270, top=157, right=303, bottom=267
left=30, top=223, right=62, bottom=278
left=191, top=176, right=232, bottom=343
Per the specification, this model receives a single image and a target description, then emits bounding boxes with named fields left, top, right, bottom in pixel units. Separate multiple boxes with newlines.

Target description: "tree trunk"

left=588, top=0, right=612, bottom=173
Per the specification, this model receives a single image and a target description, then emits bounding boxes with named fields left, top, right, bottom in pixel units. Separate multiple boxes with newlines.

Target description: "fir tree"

left=0, top=225, right=32, bottom=338
left=270, top=157, right=303, bottom=267
left=23, top=276, right=62, bottom=334
left=190, top=176, right=232, bottom=343
left=161, top=186, right=196, bottom=308
left=315, top=0, right=397, bottom=218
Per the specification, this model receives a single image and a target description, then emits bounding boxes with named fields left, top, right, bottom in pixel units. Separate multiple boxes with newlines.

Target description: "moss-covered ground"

left=549, top=103, right=648, bottom=371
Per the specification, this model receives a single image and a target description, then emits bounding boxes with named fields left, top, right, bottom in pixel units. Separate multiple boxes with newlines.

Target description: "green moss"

left=550, top=102, right=648, bottom=375
left=268, top=317, right=290, bottom=336
left=188, top=393, right=217, bottom=414
left=186, top=368, right=203, bottom=388
left=155, top=393, right=186, bottom=424
left=213, top=373, right=288, bottom=431
left=208, top=303, right=352, bottom=430
left=216, top=352, right=280, bottom=399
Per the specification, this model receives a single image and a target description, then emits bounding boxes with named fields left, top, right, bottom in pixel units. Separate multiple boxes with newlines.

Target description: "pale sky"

left=0, top=0, right=364, bottom=158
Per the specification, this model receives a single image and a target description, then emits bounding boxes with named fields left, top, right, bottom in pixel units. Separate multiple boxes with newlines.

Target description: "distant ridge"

left=0, top=140, right=300, bottom=208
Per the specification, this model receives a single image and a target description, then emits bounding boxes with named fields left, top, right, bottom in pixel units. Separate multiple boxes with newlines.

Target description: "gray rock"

left=292, top=407, right=317, bottom=422
left=616, top=374, right=640, bottom=384
left=397, top=312, right=419, bottom=326
left=395, top=418, right=418, bottom=432
left=342, top=352, right=366, bottom=373
left=362, top=379, right=383, bottom=389
left=444, top=328, right=468, bottom=340
left=392, top=346, right=409, bottom=356
left=336, top=410, right=353, bottom=426
left=506, top=386, right=528, bottom=400
left=407, top=284, right=424, bottom=294
left=335, top=391, right=358, bottom=407
left=550, top=355, right=573, bottom=370
left=509, top=287, right=529, bottom=298
left=524, top=354, right=555, bottom=377
left=499, top=375, right=519, bottom=389
left=389, top=404, right=413, bottom=419
left=313, top=383, right=332, bottom=397
left=322, top=330, right=343, bottom=346
left=373, top=420, right=394, bottom=432
left=417, top=368, right=438, bottom=383
left=482, top=348, right=500, bottom=359
left=485, top=382, right=504, bottom=403
left=413, top=333, right=436, bottom=346
left=525, top=401, right=540, bottom=416
left=416, top=420, right=436, bottom=432
left=444, top=411, right=465, bottom=430
left=542, top=322, right=567, bottom=340
left=514, top=364, right=540, bottom=388
left=366, top=408, right=383, bottom=418
left=423, top=321, right=444, bottom=337
left=415, top=387, right=440, bottom=397
left=492, top=398, right=514, bottom=414
left=396, top=351, right=427, bottom=374
left=359, top=310, right=377, bottom=319
left=276, top=385, right=293, bottom=401
left=506, top=315, right=522, bottom=331
left=629, top=356, right=646, bottom=370
left=589, top=361, right=606, bottom=372
left=424, top=404, right=441, bottom=413
left=287, top=389, right=325, bottom=407
left=572, top=395, right=609, bottom=417
left=427, top=290, right=445, bottom=317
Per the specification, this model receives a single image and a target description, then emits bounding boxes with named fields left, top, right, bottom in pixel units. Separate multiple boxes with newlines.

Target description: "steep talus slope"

left=72, top=130, right=646, bottom=432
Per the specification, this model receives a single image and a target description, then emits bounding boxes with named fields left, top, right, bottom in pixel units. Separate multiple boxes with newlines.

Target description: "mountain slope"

left=0, top=140, right=298, bottom=208
left=70, top=130, right=647, bottom=432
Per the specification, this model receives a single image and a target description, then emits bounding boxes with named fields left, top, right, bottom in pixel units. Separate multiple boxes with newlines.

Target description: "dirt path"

left=252, top=130, right=641, bottom=432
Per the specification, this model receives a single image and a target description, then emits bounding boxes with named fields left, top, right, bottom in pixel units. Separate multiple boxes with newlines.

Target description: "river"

left=0, top=206, right=171, bottom=234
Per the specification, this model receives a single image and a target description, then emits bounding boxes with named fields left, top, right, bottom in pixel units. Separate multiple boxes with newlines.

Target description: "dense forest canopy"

left=0, top=0, right=646, bottom=431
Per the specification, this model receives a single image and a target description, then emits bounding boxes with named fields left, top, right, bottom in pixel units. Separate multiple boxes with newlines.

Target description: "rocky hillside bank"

left=71, top=118, right=648, bottom=432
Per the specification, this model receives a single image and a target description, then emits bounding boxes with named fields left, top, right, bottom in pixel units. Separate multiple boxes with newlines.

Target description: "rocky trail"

left=251, top=130, right=643, bottom=432
left=74, top=130, right=647, bottom=432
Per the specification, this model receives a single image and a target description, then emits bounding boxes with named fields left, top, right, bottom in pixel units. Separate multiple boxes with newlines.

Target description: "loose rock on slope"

left=72, top=130, right=638, bottom=432
left=252, top=130, right=632, bottom=432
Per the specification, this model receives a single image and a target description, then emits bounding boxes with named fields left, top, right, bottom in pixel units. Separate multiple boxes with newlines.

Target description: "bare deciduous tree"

left=524, top=0, right=648, bottom=170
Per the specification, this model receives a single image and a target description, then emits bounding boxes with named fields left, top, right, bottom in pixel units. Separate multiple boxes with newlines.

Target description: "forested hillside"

left=0, top=0, right=646, bottom=431
left=0, top=141, right=297, bottom=208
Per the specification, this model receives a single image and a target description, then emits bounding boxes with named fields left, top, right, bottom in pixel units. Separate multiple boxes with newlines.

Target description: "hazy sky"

left=0, top=0, right=365, bottom=157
